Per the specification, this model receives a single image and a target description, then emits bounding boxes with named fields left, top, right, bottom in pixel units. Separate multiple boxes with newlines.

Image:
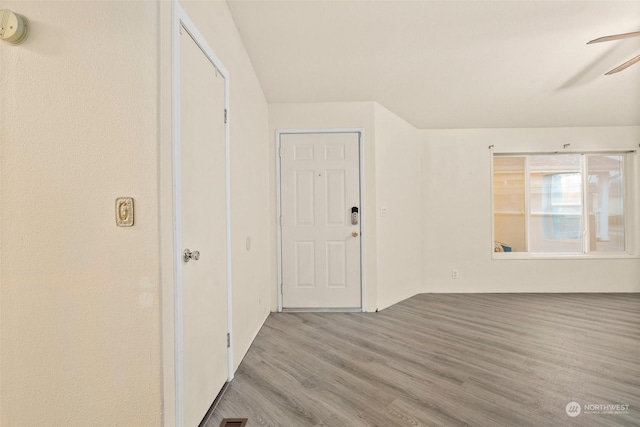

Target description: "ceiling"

left=227, top=0, right=640, bottom=129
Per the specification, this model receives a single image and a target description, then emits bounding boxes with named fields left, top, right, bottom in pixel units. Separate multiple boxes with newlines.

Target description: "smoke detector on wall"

left=0, top=9, right=29, bottom=45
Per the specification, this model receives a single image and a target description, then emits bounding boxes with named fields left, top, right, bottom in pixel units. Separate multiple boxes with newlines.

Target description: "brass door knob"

left=352, top=231, right=359, bottom=237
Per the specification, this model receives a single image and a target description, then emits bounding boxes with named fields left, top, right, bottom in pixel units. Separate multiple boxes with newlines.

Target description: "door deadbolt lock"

left=183, top=249, right=200, bottom=262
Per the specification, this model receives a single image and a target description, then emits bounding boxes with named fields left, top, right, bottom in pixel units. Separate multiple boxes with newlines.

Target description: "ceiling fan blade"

left=587, top=31, right=640, bottom=44
left=605, top=53, right=640, bottom=75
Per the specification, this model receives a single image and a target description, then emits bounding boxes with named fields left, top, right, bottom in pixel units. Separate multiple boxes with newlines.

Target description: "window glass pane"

left=587, top=155, right=625, bottom=252
left=529, top=154, right=583, bottom=253
left=493, top=156, right=526, bottom=252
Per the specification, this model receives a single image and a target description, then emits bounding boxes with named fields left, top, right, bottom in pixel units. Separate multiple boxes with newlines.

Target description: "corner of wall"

left=372, top=104, right=423, bottom=310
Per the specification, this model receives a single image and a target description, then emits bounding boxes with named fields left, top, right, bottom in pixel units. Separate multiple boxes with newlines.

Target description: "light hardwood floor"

left=205, top=294, right=640, bottom=427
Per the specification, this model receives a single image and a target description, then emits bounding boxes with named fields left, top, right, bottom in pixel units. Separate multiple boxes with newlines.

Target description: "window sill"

left=492, top=252, right=640, bottom=260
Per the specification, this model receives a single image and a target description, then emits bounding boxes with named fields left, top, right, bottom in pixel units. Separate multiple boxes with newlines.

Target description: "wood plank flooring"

left=204, top=294, right=640, bottom=427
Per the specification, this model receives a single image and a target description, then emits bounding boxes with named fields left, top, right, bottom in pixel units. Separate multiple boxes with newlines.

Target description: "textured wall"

left=0, top=2, right=162, bottom=425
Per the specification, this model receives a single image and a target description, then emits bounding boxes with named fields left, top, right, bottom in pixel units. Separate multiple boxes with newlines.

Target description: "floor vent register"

left=219, top=418, right=248, bottom=427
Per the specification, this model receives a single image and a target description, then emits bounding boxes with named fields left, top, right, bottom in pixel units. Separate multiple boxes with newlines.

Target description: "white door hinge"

left=224, top=109, right=228, bottom=124
left=226, top=333, right=230, bottom=348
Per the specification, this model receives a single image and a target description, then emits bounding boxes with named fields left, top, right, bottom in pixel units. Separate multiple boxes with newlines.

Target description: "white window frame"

left=491, top=151, right=639, bottom=260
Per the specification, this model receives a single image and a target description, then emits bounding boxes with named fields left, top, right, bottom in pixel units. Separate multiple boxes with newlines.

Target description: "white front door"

left=180, top=28, right=228, bottom=427
left=280, top=132, right=361, bottom=309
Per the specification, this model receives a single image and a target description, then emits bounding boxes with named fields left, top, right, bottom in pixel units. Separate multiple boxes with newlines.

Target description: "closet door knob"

left=183, top=249, right=200, bottom=262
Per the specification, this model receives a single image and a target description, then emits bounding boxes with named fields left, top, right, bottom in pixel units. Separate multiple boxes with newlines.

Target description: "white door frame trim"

left=275, top=128, right=366, bottom=313
left=172, top=3, right=234, bottom=427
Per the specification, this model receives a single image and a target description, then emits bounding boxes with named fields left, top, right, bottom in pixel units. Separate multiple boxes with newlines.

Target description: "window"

left=493, top=153, right=632, bottom=256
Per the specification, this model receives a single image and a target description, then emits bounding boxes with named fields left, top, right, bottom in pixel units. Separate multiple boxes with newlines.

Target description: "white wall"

left=374, top=104, right=423, bottom=308
left=269, top=102, right=425, bottom=311
left=421, top=126, right=640, bottom=293
left=269, top=102, right=379, bottom=311
left=160, top=1, right=272, bottom=423
left=1, top=2, right=162, bottom=425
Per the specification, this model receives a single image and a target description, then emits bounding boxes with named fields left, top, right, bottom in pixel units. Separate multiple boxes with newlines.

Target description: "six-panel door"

left=281, top=133, right=361, bottom=309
